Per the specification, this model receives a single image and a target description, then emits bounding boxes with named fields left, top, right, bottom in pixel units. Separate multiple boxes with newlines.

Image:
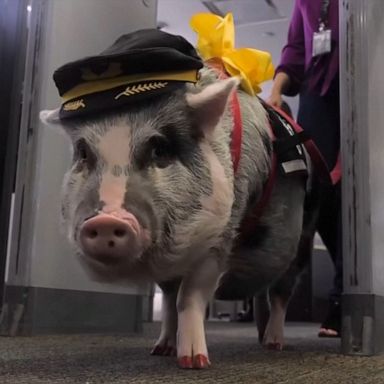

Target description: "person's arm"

left=268, top=72, right=291, bottom=107
left=268, top=0, right=305, bottom=106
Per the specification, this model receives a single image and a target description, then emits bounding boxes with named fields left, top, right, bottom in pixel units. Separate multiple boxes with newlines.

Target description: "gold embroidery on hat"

left=63, top=99, right=86, bottom=111
left=115, top=81, right=168, bottom=100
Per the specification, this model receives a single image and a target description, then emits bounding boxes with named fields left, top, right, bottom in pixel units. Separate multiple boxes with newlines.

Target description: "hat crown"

left=101, top=29, right=198, bottom=57
left=53, top=29, right=203, bottom=97
left=52, top=29, right=203, bottom=120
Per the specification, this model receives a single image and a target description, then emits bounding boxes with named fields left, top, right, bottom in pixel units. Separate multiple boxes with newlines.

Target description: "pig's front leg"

left=176, top=256, right=222, bottom=369
left=151, top=280, right=179, bottom=356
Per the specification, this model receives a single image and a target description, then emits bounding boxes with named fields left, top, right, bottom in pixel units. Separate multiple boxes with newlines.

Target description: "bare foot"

left=318, top=327, right=339, bottom=338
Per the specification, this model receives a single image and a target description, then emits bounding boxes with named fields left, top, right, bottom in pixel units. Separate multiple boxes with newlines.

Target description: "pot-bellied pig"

left=40, top=28, right=324, bottom=369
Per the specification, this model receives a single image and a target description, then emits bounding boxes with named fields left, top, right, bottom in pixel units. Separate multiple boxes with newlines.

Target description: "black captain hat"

left=53, top=29, right=204, bottom=119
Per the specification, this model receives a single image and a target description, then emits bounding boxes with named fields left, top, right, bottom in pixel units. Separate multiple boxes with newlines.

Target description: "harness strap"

left=239, top=125, right=277, bottom=240
left=251, top=152, right=278, bottom=219
left=266, top=103, right=334, bottom=185
left=206, top=60, right=314, bottom=241
left=206, top=58, right=242, bottom=173
left=273, top=130, right=310, bottom=156
left=206, top=59, right=279, bottom=238
left=330, top=153, right=341, bottom=185
left=230, top=91, right=242, bottom=173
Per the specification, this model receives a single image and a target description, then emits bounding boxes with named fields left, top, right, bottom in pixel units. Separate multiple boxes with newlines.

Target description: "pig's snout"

left=79, top=213, right=146, bottom=264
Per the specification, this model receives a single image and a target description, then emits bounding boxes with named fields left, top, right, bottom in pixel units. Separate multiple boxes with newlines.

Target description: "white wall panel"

left=7, top=0, right=157, bottom=294
left=340, top=0, right=384, bottom=296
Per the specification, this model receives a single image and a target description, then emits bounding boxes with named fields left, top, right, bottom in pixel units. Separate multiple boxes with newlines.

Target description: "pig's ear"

left=40, top=109, right=77, bottom=139
left=39, top=108, right=61, bottom=126
left=186, top=77, right=240, bottom=136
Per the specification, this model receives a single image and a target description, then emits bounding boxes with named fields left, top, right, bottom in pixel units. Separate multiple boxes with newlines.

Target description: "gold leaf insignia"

left=63, top=99, right=86, bottom=111
left=115, top=81, right=168, bottom=100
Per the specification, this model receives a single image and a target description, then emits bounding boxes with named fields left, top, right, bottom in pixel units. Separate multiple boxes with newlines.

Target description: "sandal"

left=318, top=299, right=341, bottom=338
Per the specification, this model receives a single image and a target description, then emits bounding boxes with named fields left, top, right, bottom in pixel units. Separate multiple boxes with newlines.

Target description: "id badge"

left=312, top=29, right=331, bottom=57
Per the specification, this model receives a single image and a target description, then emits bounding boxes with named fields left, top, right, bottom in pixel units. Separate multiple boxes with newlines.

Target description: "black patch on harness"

left=262, top=101, right=308, bottom=177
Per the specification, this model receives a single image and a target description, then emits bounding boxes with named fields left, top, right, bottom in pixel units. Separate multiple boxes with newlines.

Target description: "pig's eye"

left=74, top=139, right=96, bottom=171
left=150, top=137, right=173, bottom=168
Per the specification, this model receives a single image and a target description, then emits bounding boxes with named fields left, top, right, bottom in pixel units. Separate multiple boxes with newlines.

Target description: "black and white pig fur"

left=40, top=66, right=319, bottom=369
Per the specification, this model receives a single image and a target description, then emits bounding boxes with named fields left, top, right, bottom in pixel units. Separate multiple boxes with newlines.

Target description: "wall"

left=340, top=0, right=384, bottom=355
left=6, top=0, right=157, bottom=295
left=341, top=0, right=384, bottom=296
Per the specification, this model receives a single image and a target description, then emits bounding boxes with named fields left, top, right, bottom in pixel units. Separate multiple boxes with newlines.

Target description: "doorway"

left=0, top=0, right=30, bottom=307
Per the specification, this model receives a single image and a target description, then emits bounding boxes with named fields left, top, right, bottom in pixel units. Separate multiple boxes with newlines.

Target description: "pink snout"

left=79, top=212, right=146, bottom=264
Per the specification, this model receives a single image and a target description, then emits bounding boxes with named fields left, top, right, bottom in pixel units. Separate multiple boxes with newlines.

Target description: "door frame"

left=0, top=0, right=30, bottom=307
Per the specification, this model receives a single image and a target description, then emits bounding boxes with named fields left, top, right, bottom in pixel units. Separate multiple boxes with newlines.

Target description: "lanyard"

left=319, top=0, right=331, bottom=31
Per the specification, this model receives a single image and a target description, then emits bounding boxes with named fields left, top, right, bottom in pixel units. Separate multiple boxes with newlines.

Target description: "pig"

left=40, top=65, right=317, bottom=369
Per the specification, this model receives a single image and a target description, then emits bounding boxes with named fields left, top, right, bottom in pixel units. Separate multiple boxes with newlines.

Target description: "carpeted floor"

left=1, top=322, right=384, bottom=384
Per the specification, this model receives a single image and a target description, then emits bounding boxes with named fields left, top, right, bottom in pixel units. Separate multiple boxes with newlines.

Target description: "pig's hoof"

left=177, top=354, right=210, bottom=369
left=264, top=342, right=283, bottom=351
left=178, top=356, right=193, bottom=369
left=193, top=354, right=211, bottom=369
left=150, top=344, right=176, bottom=356
left=150, top=345, right=163, bottom=355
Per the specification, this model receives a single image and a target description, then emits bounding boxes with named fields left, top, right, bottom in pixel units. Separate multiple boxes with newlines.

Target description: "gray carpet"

left=1, top=322, right=384, bottom=384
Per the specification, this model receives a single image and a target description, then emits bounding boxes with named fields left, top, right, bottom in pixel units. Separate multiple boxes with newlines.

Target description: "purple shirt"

left=275, top=0, right=339, bottom=96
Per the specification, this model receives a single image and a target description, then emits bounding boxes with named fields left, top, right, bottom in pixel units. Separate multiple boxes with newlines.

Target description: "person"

left=268, top=0, right=342, bottom=337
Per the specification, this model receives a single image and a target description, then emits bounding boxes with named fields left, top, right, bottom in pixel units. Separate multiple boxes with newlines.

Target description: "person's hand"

left=267, top=90, right=283, bottom=108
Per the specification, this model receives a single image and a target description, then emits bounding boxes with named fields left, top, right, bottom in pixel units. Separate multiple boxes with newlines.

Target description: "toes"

left=318, top=328, right=339, bottom=338
left=178, top=356, right=193, bottom=369
left=193, top=354, right=210, bottom=369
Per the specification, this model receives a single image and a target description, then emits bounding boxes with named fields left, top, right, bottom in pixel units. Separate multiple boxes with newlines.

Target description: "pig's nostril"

left=89, top=230, right=98, bottom=239
left=114, top=229, right=126, bottom=237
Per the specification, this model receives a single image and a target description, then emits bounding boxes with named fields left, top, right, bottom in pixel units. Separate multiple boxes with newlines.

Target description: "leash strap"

left=266, top=102, right=334, bottom=185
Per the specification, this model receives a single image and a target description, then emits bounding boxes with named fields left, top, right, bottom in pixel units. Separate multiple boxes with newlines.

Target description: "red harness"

left=206, top=59, right=339, bottom=239
left=227, top=78, right=279, bottom=238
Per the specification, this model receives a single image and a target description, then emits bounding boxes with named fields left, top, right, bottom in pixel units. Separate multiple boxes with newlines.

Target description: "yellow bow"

left=190, top=13, right=274, bottom=95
